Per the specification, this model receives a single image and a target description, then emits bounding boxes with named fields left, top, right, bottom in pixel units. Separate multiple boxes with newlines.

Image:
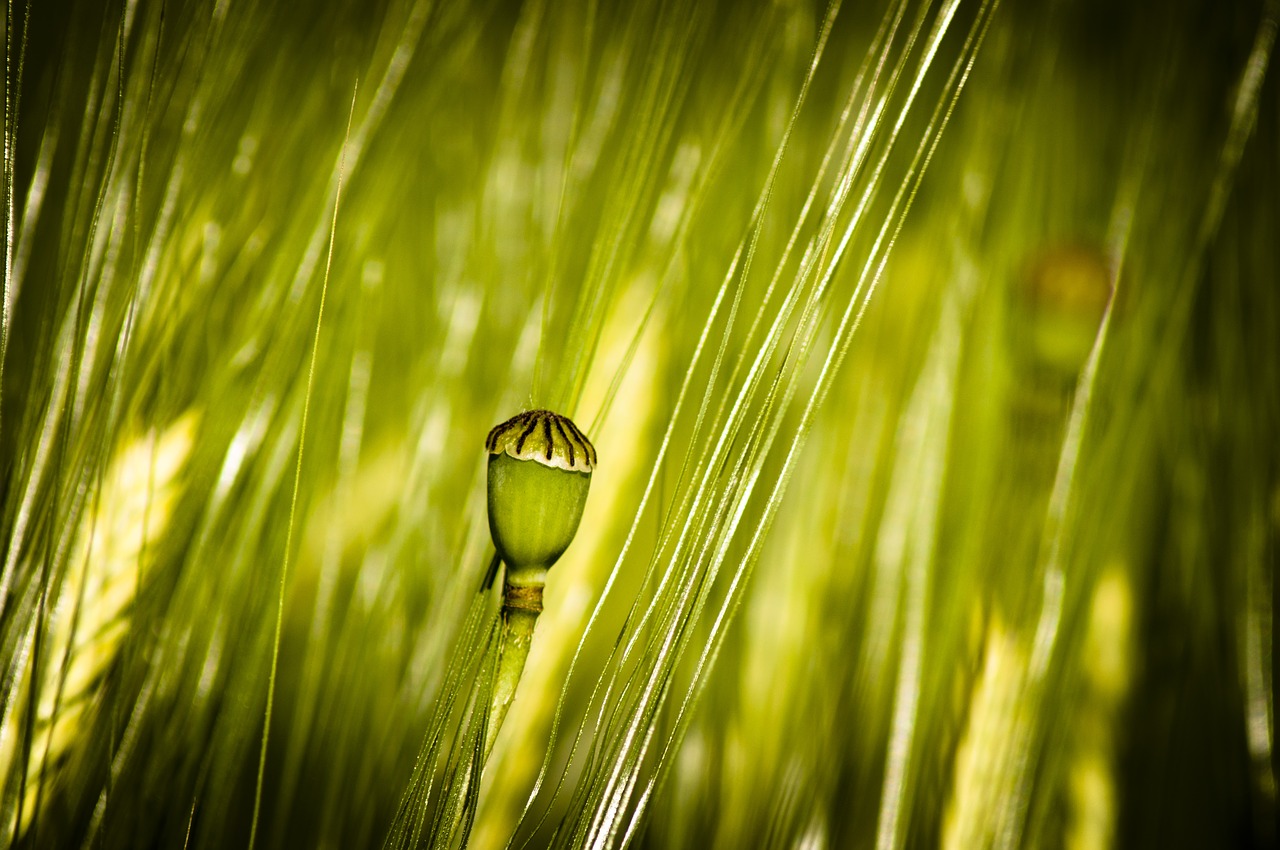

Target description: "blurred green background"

left=0, top=0, right=1275, bottom=847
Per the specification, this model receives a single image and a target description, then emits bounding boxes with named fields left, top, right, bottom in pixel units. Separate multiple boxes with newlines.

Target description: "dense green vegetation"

left=1, top=0, right=1275, bottom=847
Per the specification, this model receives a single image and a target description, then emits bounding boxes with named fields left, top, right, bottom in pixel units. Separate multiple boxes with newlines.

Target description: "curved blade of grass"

left=246, top=83, right=357, bottom=850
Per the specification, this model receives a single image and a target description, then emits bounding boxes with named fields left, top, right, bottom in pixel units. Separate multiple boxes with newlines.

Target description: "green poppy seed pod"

left=485, top=410, right=595, bottom=587
left=1012, top=244, right=1114, bottom=381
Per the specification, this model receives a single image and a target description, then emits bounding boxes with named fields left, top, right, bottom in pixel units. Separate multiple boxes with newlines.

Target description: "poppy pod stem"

left=485, top=590, right=540, bottom=762
left=481, top=410, right=595, bottom=763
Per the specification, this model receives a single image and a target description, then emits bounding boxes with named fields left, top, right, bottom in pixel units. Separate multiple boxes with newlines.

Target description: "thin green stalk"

left=247, top=84, right=357, bottom=850
left=484, top=579, right=542, bottom=764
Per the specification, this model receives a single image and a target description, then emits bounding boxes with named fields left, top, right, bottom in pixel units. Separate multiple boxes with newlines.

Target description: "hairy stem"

left=484, top=580, right=543, bottom=764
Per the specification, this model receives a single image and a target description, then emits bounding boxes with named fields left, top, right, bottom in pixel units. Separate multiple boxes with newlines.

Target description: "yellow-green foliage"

left=0, top=0, right=1275, bottom=848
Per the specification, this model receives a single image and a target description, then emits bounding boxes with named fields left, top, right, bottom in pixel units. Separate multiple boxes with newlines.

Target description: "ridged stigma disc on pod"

left=485, top=410, right=595, bottom=586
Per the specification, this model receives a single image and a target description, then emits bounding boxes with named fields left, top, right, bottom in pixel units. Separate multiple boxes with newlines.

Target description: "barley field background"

left=0, top=0, right=1275, bottom=847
